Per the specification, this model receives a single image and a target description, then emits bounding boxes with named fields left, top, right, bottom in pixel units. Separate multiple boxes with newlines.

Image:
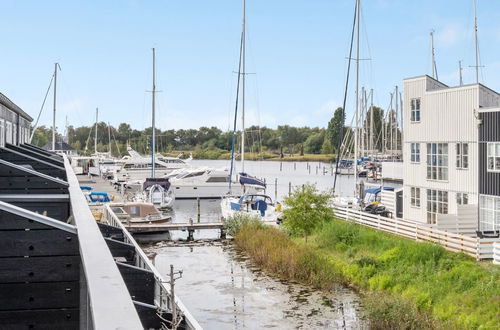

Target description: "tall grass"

left=315, top=220, right=500, bottom=329
left=234, top=220, right=500, bottom=329
left=235, top=223, right=341, bottom=289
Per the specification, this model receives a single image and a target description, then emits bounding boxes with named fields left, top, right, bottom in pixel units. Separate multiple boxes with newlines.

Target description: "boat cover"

left=239, top=172, right=266, bottom=188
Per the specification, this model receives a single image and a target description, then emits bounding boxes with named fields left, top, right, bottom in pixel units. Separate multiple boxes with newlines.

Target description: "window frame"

left=426, top=189, right=448, bottom=224
left=426, top=143, right=448, bottom=181
left=410, top=187, right=421, bottom=208
left=456, top=192, right=469, bottom=206
left=479, top=195, right=500, bottom=231
left=487, top=142, right=500, bottom=173
left=410, top=143, right=420, bottom=163
left=410, top=98, right=421, bottom=122
left=456, top=143, right=469, bottom=170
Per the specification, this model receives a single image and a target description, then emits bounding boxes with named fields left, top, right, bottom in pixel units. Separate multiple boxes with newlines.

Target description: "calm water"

left=142, top=160, right=368, bottom=329
left=146, top=241, right=367, bottom=330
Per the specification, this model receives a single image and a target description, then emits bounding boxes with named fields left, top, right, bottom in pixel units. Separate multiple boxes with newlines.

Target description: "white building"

left=402, top=75, right=500, bottom=224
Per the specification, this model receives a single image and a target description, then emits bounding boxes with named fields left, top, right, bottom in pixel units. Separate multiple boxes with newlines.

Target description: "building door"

left=396, top=190, right=403, bottom=218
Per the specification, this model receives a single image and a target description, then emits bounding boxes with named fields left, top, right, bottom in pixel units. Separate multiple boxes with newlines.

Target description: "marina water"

left=144, top=160, right=367, bottom=329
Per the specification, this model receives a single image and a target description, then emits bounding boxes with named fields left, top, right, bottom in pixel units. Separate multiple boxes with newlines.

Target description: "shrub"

left=223, top=213, right=262, bottom=237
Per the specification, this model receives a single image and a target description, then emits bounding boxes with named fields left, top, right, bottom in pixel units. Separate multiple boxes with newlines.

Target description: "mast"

left=240, top=0, right=246, bottom=172
left=151, top=48, right=157, bottom=178
left=94, top=107, right=98, bottom=154
left=473, top=0, right=479, bottom=83
left=354, top=0, right=360, bottom=196
left=459, top=60, right=464, bottom=86
left=370, top=88, right=374, bottom=154
left=108, top=122, right=112, bottom=155
left=430, top=30, right=438, bottom=80
left=52, top=63, right=59, bottom=151
left=395, top=86, right=399, bottom=154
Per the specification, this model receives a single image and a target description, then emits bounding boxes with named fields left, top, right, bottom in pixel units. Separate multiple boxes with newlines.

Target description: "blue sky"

left=1, top=0, right=500, bottom=132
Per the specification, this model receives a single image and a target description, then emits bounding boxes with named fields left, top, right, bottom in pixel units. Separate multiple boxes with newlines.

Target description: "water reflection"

left=147, top=241, right=366, bottom=329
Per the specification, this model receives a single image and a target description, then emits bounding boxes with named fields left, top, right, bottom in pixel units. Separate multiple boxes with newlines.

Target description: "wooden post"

left=197, top=197, right=200, bottom=223
left=274, top=178, right=278, bottom=202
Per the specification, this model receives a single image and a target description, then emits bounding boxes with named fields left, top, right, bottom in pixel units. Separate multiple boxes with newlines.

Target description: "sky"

left=1, top=0, right=500, bottom=133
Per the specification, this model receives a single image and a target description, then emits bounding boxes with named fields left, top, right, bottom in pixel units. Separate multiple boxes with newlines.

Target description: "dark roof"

left=42, top=141, right=75, bottom=151
left=0, top=92, right=33, bottom=121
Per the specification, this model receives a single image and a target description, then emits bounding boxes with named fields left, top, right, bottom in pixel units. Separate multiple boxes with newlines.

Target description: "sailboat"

left=137, top=48, right=174, bottom=209
left=220, top=0, right=281, bottom=223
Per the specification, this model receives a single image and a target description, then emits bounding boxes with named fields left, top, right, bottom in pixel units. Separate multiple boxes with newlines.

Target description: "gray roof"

left=42, top=141, right=75, bottom=151
left=0, top=92, right=33, bottom=121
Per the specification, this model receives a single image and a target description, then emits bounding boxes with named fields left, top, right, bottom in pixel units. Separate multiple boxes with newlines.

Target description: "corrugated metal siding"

left=479, top=112, right=500, bottom=142
left=478, top=142, right=500, bottom=196
left=403, top=77, right=481, bottom=222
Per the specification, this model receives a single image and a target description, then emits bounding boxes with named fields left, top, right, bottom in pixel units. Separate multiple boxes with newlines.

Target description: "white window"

left=411, top=143, right=420, bottom=163
left=456, top=193, right=469, bottom=205
left=0, top=119, right=4, bottom=147
left=5, top=122, right=12, bottom=144
left=427, top=143, right=448, bottom=181
left=410, top=98, right=421, bottom=122
left=487, top=142, right=500, bottom=172
left=411, top=187, right=421, bottom=207
left=25, top=127, right=30, bottom=143
left=13, top=125, right=17, bottom=145
left=456, top=143, right=468, bottom=169
left=427, top=189, right=448, bottom=224
left=479, top=195, right=500, bottom=231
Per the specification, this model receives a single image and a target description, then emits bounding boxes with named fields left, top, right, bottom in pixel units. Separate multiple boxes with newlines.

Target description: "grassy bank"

left=235, top=220, right=500, bottom=329
left=162, top=150, right=335, bottom=162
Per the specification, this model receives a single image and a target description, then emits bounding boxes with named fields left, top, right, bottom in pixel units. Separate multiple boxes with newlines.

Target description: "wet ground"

left=145, top=241, right=367, bottom=330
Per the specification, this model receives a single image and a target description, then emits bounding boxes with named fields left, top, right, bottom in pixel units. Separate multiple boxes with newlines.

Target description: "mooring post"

left=280, top=162, right=282, bottom=172
left=197, top=197, right=200, bottom=223
left=294, top=162, right=296, bottom=170
left=288, top=182, right=291, bottom=195
left=274, top=178, right=278, bottom=202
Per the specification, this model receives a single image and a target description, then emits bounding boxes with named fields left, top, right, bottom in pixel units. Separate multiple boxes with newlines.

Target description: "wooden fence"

left=332, top=206, right=499, bottom=260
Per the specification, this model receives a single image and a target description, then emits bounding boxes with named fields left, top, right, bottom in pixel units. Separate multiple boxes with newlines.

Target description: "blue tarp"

left=88, top=192, right=111, bottom=203
left=80, top=186, right=92, bottom=191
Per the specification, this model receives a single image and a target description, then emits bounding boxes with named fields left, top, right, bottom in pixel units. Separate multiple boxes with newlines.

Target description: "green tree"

left=283, top=184, right=333, bottom=243
left=321, top=138, right=333, bottom=154
left=304, top=131, right=325, bottom=154
left=326, top=107, right=345, bottom=153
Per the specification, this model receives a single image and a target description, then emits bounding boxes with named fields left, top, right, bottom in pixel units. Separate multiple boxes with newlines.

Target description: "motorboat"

left=221, top=193, right=283, bottom=224
left=133, top=178, right=175, bottom=209
left=169, top=167, right=265, bottom=199
left=109, top=202, right=170, bottom=224
left=112, top=155, right=190, bottom=182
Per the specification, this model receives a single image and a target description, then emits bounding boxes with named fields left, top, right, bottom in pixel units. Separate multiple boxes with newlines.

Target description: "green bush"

left=223, top=213, right=262, bottom=237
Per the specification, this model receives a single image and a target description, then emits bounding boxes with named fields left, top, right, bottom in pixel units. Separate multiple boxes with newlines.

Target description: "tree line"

left=31, top=106, right=400, bottom=157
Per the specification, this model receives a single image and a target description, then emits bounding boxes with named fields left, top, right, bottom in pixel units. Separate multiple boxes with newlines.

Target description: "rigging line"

left=333, top=0, right=358, bottom=194
left=29, top=73, right=55, bottom=142
left=229, top=27, right=245, bottom=194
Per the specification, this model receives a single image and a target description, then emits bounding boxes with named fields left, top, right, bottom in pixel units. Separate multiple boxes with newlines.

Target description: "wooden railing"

left=332, top=206, right=499, bottom=260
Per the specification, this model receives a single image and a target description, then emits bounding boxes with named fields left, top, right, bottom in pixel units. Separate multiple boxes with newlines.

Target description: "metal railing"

left=104, top=204, right=202, bottom=330
left=63, top=156, right=145, bottom=329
